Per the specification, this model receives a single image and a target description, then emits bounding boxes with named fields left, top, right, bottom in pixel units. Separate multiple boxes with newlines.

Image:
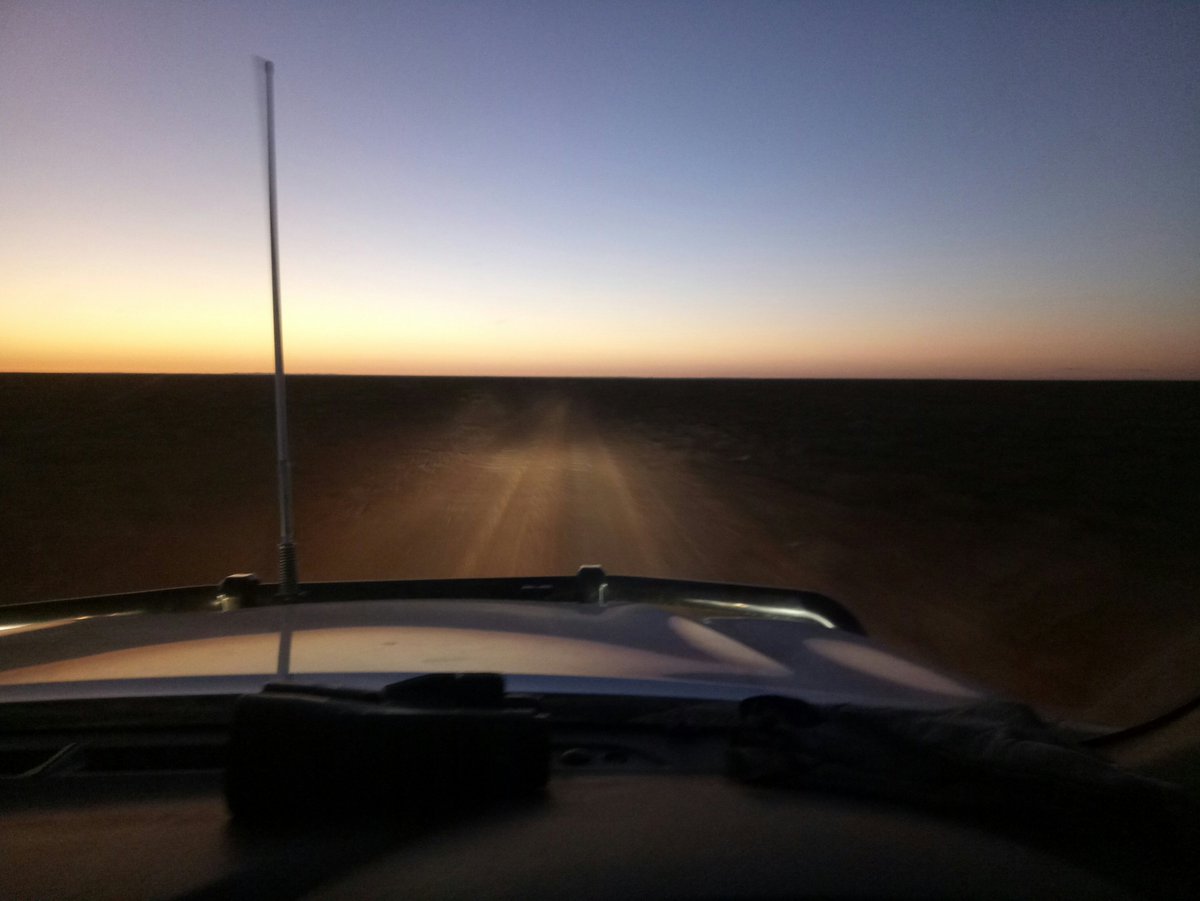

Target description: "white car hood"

left=0, top=599, right=980, bottom=705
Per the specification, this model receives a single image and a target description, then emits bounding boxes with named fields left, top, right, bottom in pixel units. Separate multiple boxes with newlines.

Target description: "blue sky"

left=1, top=0, right=1197, bottom=377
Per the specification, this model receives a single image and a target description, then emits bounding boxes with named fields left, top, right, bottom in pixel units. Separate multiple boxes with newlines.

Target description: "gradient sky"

left=1, top=0, right=1197, bottom=378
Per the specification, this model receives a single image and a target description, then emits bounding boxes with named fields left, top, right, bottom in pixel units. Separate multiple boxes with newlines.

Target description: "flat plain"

left=1, top=373, right=1197, bottom=725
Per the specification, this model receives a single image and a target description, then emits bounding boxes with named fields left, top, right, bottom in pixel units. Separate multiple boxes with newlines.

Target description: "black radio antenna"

left=259, top=57, right=299, bottom=600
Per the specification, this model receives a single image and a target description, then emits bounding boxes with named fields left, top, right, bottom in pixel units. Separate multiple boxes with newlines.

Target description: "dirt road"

left=296, top=389, right=812, bottom=588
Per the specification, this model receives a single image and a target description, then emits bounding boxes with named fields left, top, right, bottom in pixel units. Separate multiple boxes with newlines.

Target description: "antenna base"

left=277, top=541, right=299, bottom=600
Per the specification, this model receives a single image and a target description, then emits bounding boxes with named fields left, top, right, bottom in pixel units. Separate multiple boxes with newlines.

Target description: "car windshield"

left=0, top=2, right=1197, bottom=731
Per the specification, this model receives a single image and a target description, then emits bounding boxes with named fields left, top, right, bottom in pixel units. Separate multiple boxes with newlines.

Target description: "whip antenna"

left=260, top=57, right=299, bottom=600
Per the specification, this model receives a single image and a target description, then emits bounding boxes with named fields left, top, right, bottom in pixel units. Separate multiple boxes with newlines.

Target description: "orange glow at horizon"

left=5, top=292, right=1198, bottom=380
left=4, top=254, right=1198, bottom=380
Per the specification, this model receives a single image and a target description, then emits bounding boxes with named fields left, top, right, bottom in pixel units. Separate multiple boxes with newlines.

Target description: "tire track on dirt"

left=300, top=387, right=822, bottom=587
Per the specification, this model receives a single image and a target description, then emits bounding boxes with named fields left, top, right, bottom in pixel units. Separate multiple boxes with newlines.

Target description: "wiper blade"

left=2, top=566, right=863, bottom=634
left=262, top=672, right=514, bottom=709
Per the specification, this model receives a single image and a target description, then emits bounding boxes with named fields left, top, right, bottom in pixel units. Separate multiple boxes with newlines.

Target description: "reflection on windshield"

left=805, top=638, right=977, bottom=699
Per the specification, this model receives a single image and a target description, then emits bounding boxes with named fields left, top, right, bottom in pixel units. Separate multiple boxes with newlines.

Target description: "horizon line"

left=2, top=370, right=1196, bottom=383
